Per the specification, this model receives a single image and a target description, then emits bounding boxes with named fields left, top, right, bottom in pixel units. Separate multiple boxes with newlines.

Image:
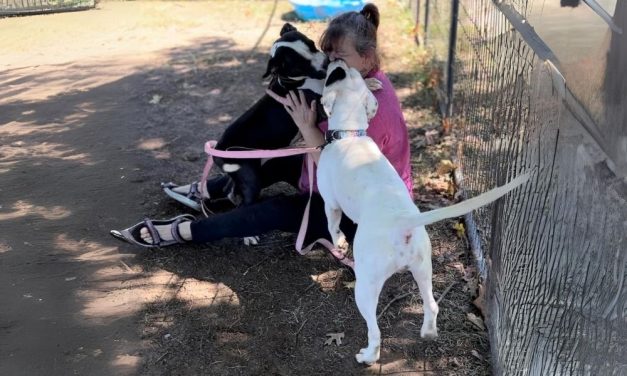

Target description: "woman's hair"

left=319, top=3, right=381, bottom=70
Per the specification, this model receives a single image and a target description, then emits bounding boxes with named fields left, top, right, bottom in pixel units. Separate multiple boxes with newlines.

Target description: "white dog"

left=317, top=59, right=529, bottom=364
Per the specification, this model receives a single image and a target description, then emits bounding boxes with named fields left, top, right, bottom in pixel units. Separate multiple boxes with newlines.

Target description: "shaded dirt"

left=0, top=1, right=489, bottom=375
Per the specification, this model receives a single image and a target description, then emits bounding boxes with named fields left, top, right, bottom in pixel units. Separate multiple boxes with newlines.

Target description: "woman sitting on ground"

left=110, top=3, right=414, bottom=251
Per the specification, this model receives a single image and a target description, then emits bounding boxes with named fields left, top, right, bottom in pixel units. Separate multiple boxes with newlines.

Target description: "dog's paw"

left=337, top=235, right=349, bottom=251
left=355, top=346, right=380, bottom=365
left=243, top=236, right=259, bottom=246
left=227, top=191, right=243, bottom=207
left=420, top=325, right=438, bottom=339
left=332, top=235, right=352, bottom=259
left=364, top=78, right=383, bottom=91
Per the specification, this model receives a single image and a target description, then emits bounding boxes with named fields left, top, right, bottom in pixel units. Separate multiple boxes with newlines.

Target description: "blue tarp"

left=289, top=0, right=366, bottom=21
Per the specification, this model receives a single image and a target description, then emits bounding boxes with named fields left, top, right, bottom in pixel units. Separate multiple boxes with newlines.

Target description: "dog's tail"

left=409, top=172, right=530, bottom=228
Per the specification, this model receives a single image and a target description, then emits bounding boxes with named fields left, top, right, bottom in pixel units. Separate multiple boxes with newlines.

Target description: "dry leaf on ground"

left=452, top=222, right=466, bottom=238
left=471, top=349, right=486, bottom=362
left=425, top=129, right=440, bottom=145
left=149, top=94, right=162, bottom=104
left=467, top=313, right=486, bottom=331
left=436, top=159, right=457, bottom=175
left=324, top=332, right=345, bottom=346
left=473, top=283, right=487, bottom=317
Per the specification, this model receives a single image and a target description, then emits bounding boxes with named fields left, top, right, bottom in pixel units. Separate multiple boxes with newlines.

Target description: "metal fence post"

left=446, top=0, right=460, bottom=118
left=424, top=0, right=430, bottom=45
left=414, top=0, right=422, bottom=45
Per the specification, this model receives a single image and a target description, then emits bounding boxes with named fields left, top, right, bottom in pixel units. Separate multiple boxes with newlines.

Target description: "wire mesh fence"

left=406, top=0, right=627, bottom=374
left=405, top=0, right=454, bottom=114
left=0, top=0, right=95, bottom=16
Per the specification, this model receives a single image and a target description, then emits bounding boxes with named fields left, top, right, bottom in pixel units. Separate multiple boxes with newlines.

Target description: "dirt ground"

left=0, top=1, right=489, bottom=375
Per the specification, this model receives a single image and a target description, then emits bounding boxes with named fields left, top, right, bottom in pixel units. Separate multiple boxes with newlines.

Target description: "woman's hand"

left=266, top=88, right=324, bottom=161
left=265, top=89, right=317, bottom=132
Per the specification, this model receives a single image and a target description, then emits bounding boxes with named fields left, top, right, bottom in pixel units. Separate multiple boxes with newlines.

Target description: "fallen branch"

left=154, top=351, right=169, bottom=364
left=242, top=255, right=272, bottom=276
left=377, top=291, right=413, bottom=320
left=295, top=318, right=309, bottom=337
left=377, top=280, right=458, bottom=320
left=436, top=281, right=457, bottom=304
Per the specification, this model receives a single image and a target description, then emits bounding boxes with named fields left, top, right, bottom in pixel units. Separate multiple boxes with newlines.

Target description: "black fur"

left=263, top=48, right=326, bottom=81
left=280, top=23, right=296, bottom=35
left=324, top=66, right=347, bottom=87
left=263, top=26, right=327, bottom=80
left=212, top=24, right=327, bottom=206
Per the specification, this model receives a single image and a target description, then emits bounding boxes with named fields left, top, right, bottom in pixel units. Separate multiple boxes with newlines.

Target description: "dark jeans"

left=189, top=156, right=357, bottom=245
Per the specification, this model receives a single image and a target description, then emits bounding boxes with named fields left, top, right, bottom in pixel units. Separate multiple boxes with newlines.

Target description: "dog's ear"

left=280, top=23, right=297, bottom=36
left=321, top=89, right=337, bottom=117
left=322, top=66, right=345, bottom=116
left=364, top=89, right=378, bottom=120
left=325, top=66, right=347, bottom=87
left=263, top=56, right=276, bottom=78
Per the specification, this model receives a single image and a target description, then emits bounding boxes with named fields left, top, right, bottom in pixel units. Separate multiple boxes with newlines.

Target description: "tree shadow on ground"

left=0, top=34, right=488, bottom=375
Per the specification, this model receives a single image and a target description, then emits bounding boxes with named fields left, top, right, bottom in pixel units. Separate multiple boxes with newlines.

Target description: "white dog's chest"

left=317, top=137, right=410, bottom=223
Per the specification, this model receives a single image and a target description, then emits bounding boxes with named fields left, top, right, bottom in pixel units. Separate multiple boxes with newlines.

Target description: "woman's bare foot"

left=140, top=221, right=192, bottom=244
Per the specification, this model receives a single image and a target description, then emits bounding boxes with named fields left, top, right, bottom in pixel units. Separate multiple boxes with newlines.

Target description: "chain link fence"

left=406, top=0, right=627, bottom=374
left=1, top=0, right=95, bottom=16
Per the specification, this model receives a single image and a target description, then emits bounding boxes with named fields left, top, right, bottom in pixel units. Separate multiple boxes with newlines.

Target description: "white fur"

left=317, top=60, right=529, bottom=365
left=298, top=78, right=324, bottom=95
left=243, top=236, right=259, bottom=246
left=270, top=40, right=327, bottom=80
left=278, top=77, right=324, bottom=95
left=222, top=163, right=240, bottom=173
left=271, top=40, right=312, bottom=59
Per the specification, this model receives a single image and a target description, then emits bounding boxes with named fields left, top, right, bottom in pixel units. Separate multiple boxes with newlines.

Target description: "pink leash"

left=201, top=140, right=355, bottom=269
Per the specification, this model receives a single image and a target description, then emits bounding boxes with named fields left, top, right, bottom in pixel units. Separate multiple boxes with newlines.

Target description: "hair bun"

left=360, top=3, right=380, bottom=29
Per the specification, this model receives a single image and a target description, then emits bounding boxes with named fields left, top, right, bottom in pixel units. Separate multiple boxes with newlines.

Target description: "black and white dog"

left=164, top=23, right=327, bottom=212
left=212, top=23, right=328, bottom=206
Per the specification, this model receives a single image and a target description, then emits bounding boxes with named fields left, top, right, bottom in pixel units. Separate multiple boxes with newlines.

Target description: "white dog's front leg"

left=410, top=261, right=439, bottom=339
left=354, top=271, right=385, bottom=365
left=324, top=204, right=346, bottom=249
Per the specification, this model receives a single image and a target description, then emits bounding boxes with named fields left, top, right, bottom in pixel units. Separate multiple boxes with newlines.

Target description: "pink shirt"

left=299, top=69, right=413, bottom=197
